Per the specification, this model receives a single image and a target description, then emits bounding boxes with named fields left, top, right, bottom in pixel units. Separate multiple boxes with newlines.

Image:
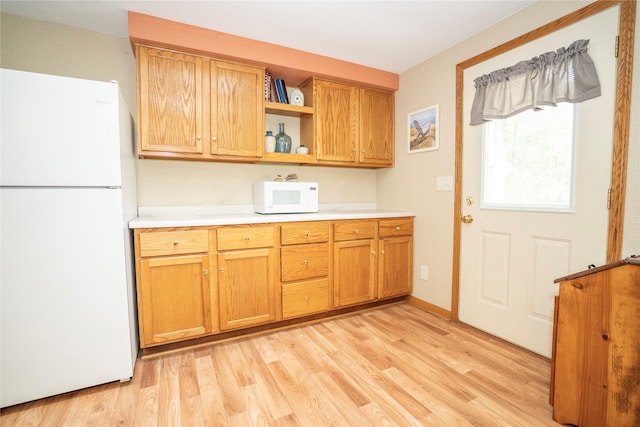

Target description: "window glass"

left=481, top=103, right=576, bottom=212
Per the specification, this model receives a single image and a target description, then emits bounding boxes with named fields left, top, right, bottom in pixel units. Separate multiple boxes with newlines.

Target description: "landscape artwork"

left=408, top=105, right=439, bottom=153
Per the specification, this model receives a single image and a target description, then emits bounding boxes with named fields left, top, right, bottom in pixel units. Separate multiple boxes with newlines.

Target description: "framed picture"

left=408, top=104, right=439, bottom=153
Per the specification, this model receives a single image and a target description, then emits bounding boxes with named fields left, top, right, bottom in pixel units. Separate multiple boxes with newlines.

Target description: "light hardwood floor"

left=0, top=303, right=560, bottom=426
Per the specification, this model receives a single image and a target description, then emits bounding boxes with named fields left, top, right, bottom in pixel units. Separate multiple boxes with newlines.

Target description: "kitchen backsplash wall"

left=1, top=13, right=377, bottom=208
left=137, top=160, right=376, bottom=206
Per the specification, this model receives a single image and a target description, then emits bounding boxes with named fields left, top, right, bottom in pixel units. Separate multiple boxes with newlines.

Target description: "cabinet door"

left=315, top=80, right=359, bottom=163
left=359, top=88, right=394, bottom=166
left=139, top=254, right=211, bottom=347
left=334, top=239, right=376, bottom=307
left=137, top=46, right=204, bottom=154
left=210, top=60, right=264, bottom=159
left=378, top=236, right=413, bottom=299
left=218, top=248, right=278, bottom=330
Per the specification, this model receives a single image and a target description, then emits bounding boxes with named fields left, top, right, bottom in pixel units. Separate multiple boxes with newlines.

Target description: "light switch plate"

left=436, top=176, right=453, bottom=191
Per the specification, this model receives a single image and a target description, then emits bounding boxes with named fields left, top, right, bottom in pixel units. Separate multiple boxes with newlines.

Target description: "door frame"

left=451, top=0, right=636, bottom=321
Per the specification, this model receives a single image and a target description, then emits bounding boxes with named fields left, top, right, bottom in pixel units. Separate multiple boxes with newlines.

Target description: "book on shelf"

left=264, top=70, right=273, bottom=102
left=275, top=79, right=290, bottom=104
left=265, top=70, right=280, bottom=103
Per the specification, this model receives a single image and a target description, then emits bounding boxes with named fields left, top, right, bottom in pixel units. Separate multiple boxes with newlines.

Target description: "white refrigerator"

left=0, top=69, right=139, bottom=407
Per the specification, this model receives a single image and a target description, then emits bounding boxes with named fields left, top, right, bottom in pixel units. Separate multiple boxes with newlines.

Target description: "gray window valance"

left=470, top=39, right=601, bottom=125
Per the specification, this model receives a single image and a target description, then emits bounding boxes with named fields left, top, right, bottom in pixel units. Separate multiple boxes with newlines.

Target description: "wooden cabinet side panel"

left=137, top=46, right=203, bottom=154
left=211, top=60, right=264, bottom=158
left=552, top=275, right=608, bottom=426
left=606, top=265, right=640, bottom=427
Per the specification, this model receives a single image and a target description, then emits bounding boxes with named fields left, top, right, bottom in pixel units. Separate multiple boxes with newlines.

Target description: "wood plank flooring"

left=0, top=303, right=560, bottom=426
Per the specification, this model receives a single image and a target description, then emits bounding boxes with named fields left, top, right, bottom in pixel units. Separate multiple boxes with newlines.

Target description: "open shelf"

left=261, top=152, right=315, bottom=164
left=265, top=102, right=314, bottom=117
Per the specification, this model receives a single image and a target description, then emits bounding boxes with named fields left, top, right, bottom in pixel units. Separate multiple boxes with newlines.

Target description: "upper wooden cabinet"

left=301, top=78, right=394, bottom=167
left=210, top=60, right=264, bottom=159
left=136, top=46, right=395, bottom=168
left=137, top=47, right=204, bottom=155
left=136, top=45, right=264, bottom=162
left=360, top=88, right=394, bottom=166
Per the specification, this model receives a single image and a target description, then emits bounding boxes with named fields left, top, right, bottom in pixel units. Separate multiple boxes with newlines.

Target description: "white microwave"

left=254, top=181, right=319, bottom=214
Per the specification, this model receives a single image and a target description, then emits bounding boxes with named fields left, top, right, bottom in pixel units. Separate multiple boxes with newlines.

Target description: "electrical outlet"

left=420, top=265, right=429, bottom=281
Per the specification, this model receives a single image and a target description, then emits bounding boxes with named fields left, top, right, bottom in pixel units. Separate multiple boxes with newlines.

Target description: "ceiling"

left=0, top=0, right=537, bottom=74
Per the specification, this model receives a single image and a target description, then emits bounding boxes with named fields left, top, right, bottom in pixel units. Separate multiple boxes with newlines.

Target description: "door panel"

left=459, top=6, right=619, bottom=357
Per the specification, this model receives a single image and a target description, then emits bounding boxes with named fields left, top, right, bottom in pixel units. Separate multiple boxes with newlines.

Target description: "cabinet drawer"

left=379, top=218, right=414, bottom=238
left=282, top=279, right=329, bottom=319
left=281, top=221, right=330, bottom=245
left=139, top=230, right=209, bottom=257
left=217, top=225, right=274, bottom=250
left=281, top=243, right=329, bottom=282
left=334, top=220, right=377, bottom=241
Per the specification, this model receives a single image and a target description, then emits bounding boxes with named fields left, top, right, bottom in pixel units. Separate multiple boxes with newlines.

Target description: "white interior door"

left=459, top=6, right=619, bottom=358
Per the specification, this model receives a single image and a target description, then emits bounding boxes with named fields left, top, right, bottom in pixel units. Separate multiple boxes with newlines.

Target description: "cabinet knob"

left=380, top=250, right=385, bottom=255
left=361, top=148, right=365, bottom=153
left=304, top=260, right=309, bottom=265
left=173, top=241, right=179, bottom=246
left=197, top=135, right=202, bottom=141
left=244, top=236, right=250, bottom=241
left=219, top=268, right=224, bottom=273
left=395, top=226, right=401, bottom=231
left=305, top=296, right=310, bottom=302
left=353, top=229, right=359, bottom=234
left=305, top=232, right=310, bottom=237
left=212, top=136, right=217, bottom=141
left=203, top=269, right=209, bottom=275
left=352, top=147, right=356, bottom=152
left=372, top=250, right=376, bottom=255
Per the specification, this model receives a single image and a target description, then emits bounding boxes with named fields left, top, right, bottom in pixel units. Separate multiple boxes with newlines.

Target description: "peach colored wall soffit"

left=128, top=11, right=399, bottom=91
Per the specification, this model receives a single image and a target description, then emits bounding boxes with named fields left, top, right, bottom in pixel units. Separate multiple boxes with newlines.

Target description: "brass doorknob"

left=461, top=214, right=474, bottom=224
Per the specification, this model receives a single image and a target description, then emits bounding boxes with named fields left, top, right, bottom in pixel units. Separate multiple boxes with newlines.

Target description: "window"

left=481, top=103, right=576, bottom=212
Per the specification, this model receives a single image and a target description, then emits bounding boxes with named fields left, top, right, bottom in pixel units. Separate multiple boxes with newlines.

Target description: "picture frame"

left=408, top=104, right=439, bottom=153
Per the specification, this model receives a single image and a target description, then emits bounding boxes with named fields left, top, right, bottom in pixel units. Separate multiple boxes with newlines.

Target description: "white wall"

left=379, top=0, right=640, bottom=310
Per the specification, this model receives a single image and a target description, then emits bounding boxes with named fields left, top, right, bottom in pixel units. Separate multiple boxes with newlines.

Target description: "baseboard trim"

left=406, top=296, right=452, bottom=320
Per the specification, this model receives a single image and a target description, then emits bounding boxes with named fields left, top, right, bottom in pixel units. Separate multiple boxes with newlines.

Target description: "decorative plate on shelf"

left=290, top=89, right=304, bottom=106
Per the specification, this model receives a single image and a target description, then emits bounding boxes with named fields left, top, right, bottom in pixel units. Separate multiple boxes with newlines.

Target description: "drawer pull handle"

left=244, top=236, right=250, bottom=241
left=173, top=241, right=179, bottom=246
left=219, top=268, right=224, bottom=273
left=203, top=270, right=209, bottom=275
left=305, top=296, right=310, bottom=302
left=354, top=229, right=359, bottom=234
left=395, top=226, right=401, bottom=231
left=304, top=260, right=309, bottom=265
left=305, top=232, right=310, bottom=237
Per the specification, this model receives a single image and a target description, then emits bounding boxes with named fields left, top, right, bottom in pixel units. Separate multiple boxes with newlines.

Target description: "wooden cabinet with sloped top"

left=550, top=258, right=640, bottom=427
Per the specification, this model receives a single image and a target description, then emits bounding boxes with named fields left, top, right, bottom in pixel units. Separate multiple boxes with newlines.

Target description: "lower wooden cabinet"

left=378, top=218, right=414, bottom=299
left=378, top=236, right=413, bottom=299
left=334, top=239, right=377, bottom=307
left=133, top=216, right=413, bottom=350
left=135, top=229, right=214, bottom=348
left=217, top=248, right=278, bottom=330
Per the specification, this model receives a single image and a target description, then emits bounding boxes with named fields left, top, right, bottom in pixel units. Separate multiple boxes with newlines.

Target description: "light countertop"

left=129, top=204, right=415, bottom=229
